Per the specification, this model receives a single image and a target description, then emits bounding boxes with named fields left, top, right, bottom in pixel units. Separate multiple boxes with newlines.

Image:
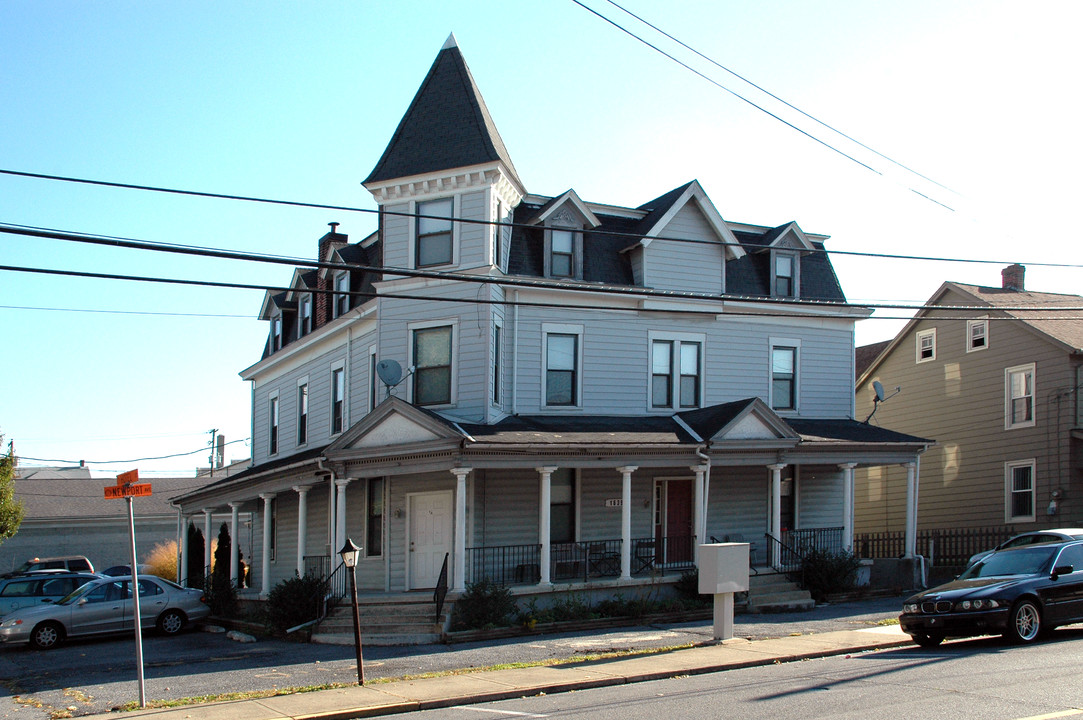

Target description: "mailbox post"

left=698, top=543, right=749, bottom=641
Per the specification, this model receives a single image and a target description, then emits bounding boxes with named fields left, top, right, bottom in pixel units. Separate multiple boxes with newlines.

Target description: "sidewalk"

left=106, top=623, right=913, bottom=720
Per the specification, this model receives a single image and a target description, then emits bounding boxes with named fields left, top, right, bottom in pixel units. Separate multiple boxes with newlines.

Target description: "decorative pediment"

left=527, top=189, right=601, bottom=228
left=326, top=395, right=466, bottom=455
left=709, top=398, right=800, bottom=444
left=767, top=222, right=816, bottom=252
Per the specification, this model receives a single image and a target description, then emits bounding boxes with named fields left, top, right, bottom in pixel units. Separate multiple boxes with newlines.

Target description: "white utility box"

left=697, top=543, right=750, bottom=641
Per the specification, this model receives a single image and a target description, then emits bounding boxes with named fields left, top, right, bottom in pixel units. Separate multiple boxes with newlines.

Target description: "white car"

left=966, top=528, right=1083, bottom=568
left=0, top=572, right=100, bottom=617
left=0, top=575, right=209, bottom=649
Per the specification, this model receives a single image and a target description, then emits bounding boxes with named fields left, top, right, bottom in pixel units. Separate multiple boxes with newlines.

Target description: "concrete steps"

left=745, top=571, right=815, bottom=613
left=311, top=593, right=454, bottom=646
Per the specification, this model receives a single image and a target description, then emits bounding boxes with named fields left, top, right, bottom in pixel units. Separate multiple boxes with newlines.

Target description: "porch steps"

left=311, top=593, right=454, bottom=646
left=745, top=571, right=815, bottom=613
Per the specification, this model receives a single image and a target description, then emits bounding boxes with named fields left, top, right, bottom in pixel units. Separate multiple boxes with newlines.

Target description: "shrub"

left=450, top=579, right=518, bottom=631
left=146, top=540, right=178, bottom=581
left=265, top=575, right=326, bottom=634
left=800, top=548, right=861, bottom=602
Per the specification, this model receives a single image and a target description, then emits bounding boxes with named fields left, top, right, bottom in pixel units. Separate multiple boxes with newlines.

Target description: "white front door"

left=408, top=491, right=453, bottom=590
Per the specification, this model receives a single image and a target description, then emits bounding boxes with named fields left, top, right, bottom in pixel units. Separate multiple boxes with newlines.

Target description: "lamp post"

left=338, top=537, right=364, bottom=685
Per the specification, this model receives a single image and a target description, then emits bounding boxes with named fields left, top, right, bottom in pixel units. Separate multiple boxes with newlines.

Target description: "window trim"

left=333, top=272, right=350, bottom=318
left=270, top=314, right=283, bottom=353
left=549, top=468, right=578, bottom=544
left=365, top=478, right=384, bottom=558
left=769, top=338, right=800, bottom=412
left=1005, top=363, right=1036, bottom=430
left=492, top=322, right=502, bottom=408
left=544, top=226, right=583, bottom=280
left=772, top=250, right=799, bottom=298
left=268, top=391, right=280, bottom=456
left=542, top=324, right=583, bottom=409
left=414, top=197, right=456, bottom=269
left=330, top=360, right=347, bottom=436
left=916, top=328, right=936, bottom=363
left=648, top=331, right=705, bottom=411
left=369, top=346, right=379, bottom=412
left=408, top=319, right=457, bottom=407
left=296, top=378, right=309, bottom=446
left=299, top=294, right=313, bottom=337
left=967, top=319, right=988, bottom=353
left=1005, top=459, right=1036, bottom=523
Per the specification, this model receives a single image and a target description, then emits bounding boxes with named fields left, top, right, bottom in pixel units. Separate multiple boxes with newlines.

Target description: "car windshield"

left=962, top=545, right=1058, bottom=578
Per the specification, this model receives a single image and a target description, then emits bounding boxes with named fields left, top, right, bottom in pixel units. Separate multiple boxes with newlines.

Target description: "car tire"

left=157, top=609, right=186, bottom=635
left=1005, top=599, right=1042, bottom=643
left=30, top=621, right=64, bottom=650
left=911, top=633, right=944, bottom=648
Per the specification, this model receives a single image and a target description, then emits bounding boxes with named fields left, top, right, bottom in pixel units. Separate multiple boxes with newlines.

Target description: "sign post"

left=106, top=470, right=153, bottom=709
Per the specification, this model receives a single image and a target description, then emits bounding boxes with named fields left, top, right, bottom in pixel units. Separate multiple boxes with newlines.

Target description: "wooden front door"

left=655, top=479, right=693, bottom=564
left=408, top=491, right=452, bottom=590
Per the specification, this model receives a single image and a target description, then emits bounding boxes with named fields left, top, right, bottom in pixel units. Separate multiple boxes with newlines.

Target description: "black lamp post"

left=338, top=537, right=364, bottom=685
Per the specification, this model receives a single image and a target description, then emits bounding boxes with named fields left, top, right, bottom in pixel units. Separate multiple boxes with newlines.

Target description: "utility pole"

left=208, top=429, right=218, bottom=478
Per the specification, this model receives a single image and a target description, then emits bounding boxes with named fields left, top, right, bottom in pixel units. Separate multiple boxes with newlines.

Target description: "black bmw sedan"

left=900, top=540, right=1083, bottom=647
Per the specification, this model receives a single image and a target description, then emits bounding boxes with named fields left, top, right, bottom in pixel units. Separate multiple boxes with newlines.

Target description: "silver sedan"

left=0, top=575, right=210, bottom=649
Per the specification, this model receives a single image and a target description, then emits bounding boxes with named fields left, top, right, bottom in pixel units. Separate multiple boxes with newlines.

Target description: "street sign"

left=116, top=469, right=139, bottom=487
left=104, top=483, right=153, bottom=499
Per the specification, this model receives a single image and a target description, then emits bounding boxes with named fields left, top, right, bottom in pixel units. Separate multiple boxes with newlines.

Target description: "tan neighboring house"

left=855, top=265, right=1083, bottom=545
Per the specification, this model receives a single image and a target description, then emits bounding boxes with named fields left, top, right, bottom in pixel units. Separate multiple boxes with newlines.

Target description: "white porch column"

left=229, top=502, right=241, bottom=586
left=617, top=466, right=637, bottom=580
left=179, top=513, right=189, bottom=586
left=768, top=464, right=786, bottom=568
left=904, top=461, right=918, bottom=558
left=202, top=508, right=214, bottom=575
left=335, top=478, right=352, bottom=557
left=536, top=467, right=556, bottom=586
left=691, top=465, right=706, bottom=565
left=839, top=463, right=857, bottom=553
left=294, top=485, right=311, bottom=578
left=451, top=468, right=472, bottom=593
left=260, top=493, right=275, bottom=596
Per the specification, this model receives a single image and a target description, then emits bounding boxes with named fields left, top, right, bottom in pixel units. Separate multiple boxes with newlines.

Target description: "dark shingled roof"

left=725, top=232, right=845, bottom=301
left=363, top=39, right=522, bottom=188
left=459, top=414, right=695, bottom=445
left=786, top=418, right=929, bottom=445
left=676, top=398, right=758, bottom=439
left=855, top=340, right=891, bottom=378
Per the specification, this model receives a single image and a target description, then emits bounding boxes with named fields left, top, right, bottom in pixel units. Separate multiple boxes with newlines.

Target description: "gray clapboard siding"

left=644, top=203, right=725, bottom=294
left=798, top=468, right=844, bottom=528
left=457, top=190, right=488, bottom=268
left=704, top=466, right=768, bottom=542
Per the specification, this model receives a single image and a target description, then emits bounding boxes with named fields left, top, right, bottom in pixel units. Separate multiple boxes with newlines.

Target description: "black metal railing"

left=304, top=554, right=331, bottom=579
left=856, top=526, right=1017, bottom=567
left=763, top=532, right=806, bottom=579
left=465, top=543, right=541, bottom=586
left=782, top=527, right=844, bottom=557
left=433, top=553, right=450, bottom=623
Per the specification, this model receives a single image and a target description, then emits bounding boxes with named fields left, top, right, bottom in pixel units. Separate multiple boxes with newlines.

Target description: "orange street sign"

left=105, top=483, right=153, bottom=499
left=116, top=469, right=139, bottom=487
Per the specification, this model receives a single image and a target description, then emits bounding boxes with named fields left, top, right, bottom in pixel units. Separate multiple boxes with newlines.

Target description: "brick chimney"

left=1001, top=263, right=1025, bottom=291
left=314, top=222, right=341, bottom=327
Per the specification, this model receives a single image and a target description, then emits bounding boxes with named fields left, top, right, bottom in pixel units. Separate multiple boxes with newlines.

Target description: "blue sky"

left=2, top=1, right=1080, bottom=477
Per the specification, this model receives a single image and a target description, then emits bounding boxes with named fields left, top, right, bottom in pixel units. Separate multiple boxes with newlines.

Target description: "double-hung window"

left=417, top=198, right=453, bottom=267
left=413, top=325, right=453, bottom=406
left=268, top=394, right=280, bottom=455
left=550, top=468, right=576, bottom=544
left=492, top=323, right=502, bottom=407
left=1005, top=363, right=1035, bottom=429
left=916, top=328, right=936, bottom=362
left=774, top=253, right=796, bottom=297
left=550, top=230, right=574, bottom=278
left=331, top=365, right=345, bottom=435
left=270, top=315, right=283, bottom=352
left=967, top=319, right=988, bottom=352
left=770, top=343, right=798, bottom=411
left=333, top=273, right=349, bottom=318
left=1005, top=460, right=1036, bottom=522
left=367, top=478, right=384, bottom=557
left=545, top=330, right=579, bottom=407
left=297, top=382, right=308, bottom=445
left=299, top=295, right=312, bottom=337
left=651, top=335, right=702, bottom=410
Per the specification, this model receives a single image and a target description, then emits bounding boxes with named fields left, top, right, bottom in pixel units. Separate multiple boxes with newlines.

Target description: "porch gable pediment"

left=707, top=398, right=801, bottom=444
left=326, top=396, right=466, bottom=453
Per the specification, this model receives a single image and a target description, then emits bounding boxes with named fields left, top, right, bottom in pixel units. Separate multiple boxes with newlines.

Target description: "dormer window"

left=333, top=272, right=349, bottom=318
left=551, top=230, right=574, bottom=277
left=774, top=252, right=797, bottom=297
left=417, top=198, right=454, bottom=267
left=299, top=294, right=312, bottom=337
left=270, top=315, right=283, bottom=352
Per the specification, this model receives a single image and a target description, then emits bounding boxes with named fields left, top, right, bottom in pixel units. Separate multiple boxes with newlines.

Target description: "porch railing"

left=304, top=554, right=331, bottom=580
left=855, top=526, right=1017, bottom=567
left=782, top=527, right=844, bottom=557
left=465, top=543, right=541, bottom=586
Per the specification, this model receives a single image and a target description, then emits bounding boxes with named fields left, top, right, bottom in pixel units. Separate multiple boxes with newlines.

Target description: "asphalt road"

left=0, top=595, right=906, bottom=719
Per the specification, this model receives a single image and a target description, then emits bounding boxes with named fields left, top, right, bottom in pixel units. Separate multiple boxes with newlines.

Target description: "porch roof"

left=458, top=414, right=694, bottom=445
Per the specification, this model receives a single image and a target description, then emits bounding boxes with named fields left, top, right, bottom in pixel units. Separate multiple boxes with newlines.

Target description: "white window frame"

left=413, top=196, right=457, bottom=269
left=299, top=294, right=313, bottom=337
left=772, top=250, right=799, bottom=298
left=369, top=346, right=378, bottom=412
left=916, top=328, right=936, bottom=363
left=270, top=314, right=283, bottom=353
left=333, top=272, right=350, bottom=318
left=492, top=322, right=502, bottom=408
left=648, top=331, right=706, bottom=412
left=544, top=226, right=583, bottom=280
left=268, top=390, right=280, bottom=456
left=769, top=338, right=801, bottom=412
left=967, top=319, right=988, bottom=352
left=1005, top=459, right=1036, bottom=523
left=408, top=318, right=458, bottom=407
left=330, top=359, right=347, bottom=436
left=1005, top=363, right=1036, bottom=430
left=365, top=477, right=385, bottom=558
left=296, top=376, right=309, bottom=446
left=542, top=323, right=584, bottom=409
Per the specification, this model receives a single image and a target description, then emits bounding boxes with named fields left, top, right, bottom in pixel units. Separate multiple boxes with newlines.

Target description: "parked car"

left=101, top=564, right=152, bottom=577
left=2, top=556, right=94, bottom=578
left=900, top=540, right=1083, bottom=647
left=966, top=529, right=1083, bottom=567
left=0, top=575, right=209, bottom=649
left=0, top=573, right=100, bottom=617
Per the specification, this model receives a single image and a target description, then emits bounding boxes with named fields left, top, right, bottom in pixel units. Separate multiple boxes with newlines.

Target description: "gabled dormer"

left=284, top=268, right=318, bottom=340
left=761, top=222, right=816, bottom=299
left=362, top=35, right=524, bottom=275
left=526, top=189, right=600, bottom=280
left=258, top=292, right=295, bottom=357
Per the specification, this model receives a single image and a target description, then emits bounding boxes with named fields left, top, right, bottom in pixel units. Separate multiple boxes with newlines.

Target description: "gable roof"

left=15, top=476, right=204, bottom=521
left=363, top=35, right=522, bottom=190
left=632, top=180, right=746, bottom=260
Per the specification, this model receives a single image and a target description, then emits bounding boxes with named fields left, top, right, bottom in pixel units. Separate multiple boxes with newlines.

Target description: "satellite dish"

left=873, top=380, right=886, bottom=402
left=376, top=359, right=403, bottom=388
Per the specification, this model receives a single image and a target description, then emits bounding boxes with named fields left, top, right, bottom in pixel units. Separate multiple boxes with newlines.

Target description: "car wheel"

left=30, top=622, right=63, bottom=650
left=911, top=633, right=944, bottom=648
left=157, top=609, right=186, bottom=635
left=1005, top=599, right=1042, bottom=643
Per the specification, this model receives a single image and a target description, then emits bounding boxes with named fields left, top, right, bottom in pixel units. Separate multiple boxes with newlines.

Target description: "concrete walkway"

left=104, top=623, right=913, bottom=720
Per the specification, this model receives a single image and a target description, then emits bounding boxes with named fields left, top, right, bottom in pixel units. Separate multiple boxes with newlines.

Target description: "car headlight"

left=0, top=618, right=23, bottom=628
left=955, top=599, right=1000, bottom=611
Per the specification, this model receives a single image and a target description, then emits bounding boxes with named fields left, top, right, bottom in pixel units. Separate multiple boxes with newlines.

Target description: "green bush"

left=265, top=575, right=326, bottom=634
left=450, top=579, right=518, bottom=631
left=800, top=548, right=861, bottom=602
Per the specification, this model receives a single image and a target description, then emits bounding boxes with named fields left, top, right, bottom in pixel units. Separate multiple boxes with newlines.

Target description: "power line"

left=0, top=304, right=251, bottom=319
left=17, top=438, right=249, bottom=465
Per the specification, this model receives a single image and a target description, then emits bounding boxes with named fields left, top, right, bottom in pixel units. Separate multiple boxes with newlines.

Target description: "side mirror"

left=77, top=597, right=88, bottom=606
left=1053, top=565, right=1074, bottom=578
